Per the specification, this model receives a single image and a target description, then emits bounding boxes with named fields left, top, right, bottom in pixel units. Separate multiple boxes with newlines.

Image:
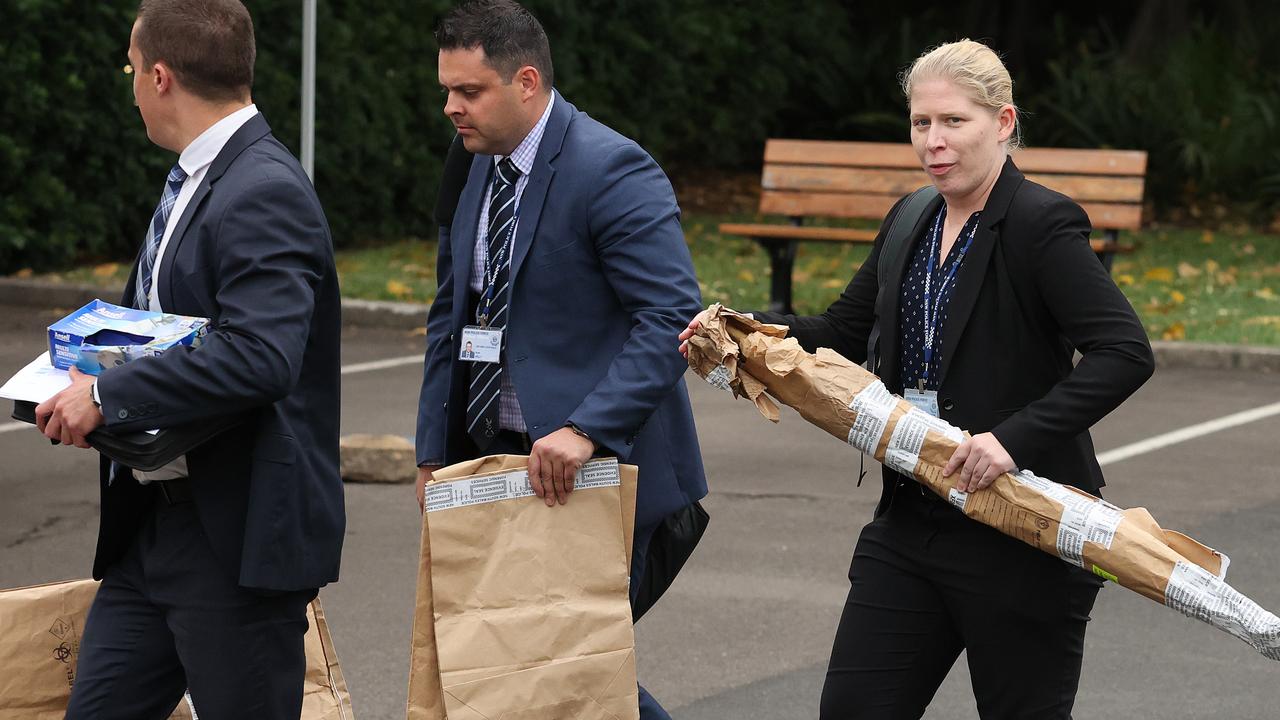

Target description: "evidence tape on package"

left=425, top=457, right=621, bottom=513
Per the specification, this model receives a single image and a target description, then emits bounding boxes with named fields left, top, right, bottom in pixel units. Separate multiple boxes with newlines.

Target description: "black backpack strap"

left=433, top=134, right=475, bottom=228
left=864, top=185, right=939, bottom=372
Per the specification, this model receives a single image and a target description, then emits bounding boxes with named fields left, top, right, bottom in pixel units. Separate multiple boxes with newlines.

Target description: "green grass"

left=15, top=215, right=1279, bottom=346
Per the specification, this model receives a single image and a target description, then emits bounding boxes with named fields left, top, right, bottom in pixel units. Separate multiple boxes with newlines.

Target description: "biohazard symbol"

left=54, top=642, right=73, bottom=663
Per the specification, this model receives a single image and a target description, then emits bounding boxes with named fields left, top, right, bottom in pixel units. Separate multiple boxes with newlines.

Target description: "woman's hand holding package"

left=944, top=432, right=1015, bottom=492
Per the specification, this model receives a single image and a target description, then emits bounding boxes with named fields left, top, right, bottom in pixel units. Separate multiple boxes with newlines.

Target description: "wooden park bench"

left=720, top=140, right=1148, bottom=312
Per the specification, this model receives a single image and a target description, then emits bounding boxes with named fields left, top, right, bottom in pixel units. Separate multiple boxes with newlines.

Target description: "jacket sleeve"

left=563, top=142, right=702, bottom=459
left=990, top=197, right=1155, bottom=467
left=96, top=173, right=329, bottom=432
left=415, top=224, right=458, bottom=467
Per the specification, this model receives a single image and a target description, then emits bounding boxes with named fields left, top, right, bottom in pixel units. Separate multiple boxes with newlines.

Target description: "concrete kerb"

left=2, top=277, right=1278, bottom=373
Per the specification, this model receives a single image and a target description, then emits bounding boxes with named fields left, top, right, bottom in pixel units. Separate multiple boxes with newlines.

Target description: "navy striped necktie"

left=134, top=163, right=188, bottom=310
left=467, top=158, right=521, bottom=449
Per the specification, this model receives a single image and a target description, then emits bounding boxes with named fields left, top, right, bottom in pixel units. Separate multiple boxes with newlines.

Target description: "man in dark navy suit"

left=35, top=1, right=343, bottom=717
left=415, top=3, right=706, bottom=717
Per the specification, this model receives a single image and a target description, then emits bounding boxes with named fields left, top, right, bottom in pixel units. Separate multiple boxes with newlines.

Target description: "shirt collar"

left=495, top=93, right=554, bottom=176
left=178, top=104, right=260, bottom=177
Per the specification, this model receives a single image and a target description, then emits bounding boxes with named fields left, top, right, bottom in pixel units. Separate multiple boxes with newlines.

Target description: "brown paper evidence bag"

left=0, top=579, right=354, bottom=720
left=406, top=455, right=641, bottom=720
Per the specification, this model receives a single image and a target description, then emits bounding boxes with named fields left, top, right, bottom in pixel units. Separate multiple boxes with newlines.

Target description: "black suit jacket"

left=92, top=113, right=344, bottom=591
left=756, top=158, right=1154, bottom=515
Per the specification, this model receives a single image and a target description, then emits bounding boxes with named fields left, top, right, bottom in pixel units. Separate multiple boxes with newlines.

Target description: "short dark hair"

left=135, top=0, right=255, bottom=103
left=436, top=0, right=554, bottom=89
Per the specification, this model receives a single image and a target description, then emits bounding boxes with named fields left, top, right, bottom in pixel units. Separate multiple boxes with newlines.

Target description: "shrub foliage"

left=1, top=1, right=1275, bottom=272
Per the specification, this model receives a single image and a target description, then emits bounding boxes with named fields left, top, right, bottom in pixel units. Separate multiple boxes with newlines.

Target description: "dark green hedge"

left=2, top=1, right=1276, bottom=273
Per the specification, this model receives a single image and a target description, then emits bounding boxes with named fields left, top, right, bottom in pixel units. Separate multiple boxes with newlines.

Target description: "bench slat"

left=717, top=223, right=878, bottom=242
left=717, top=222, right=1133, bottom=255
left=760, top=190, right=898, bottom=219
left=764, top=139, right=1147, bottom=176
left=760, top=191, right=1142, bottom=230
left=764, top=165, right=1145, bottom=203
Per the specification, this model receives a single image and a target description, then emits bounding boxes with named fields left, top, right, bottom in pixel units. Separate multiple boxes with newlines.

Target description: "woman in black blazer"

left=682, top=40, right=1153, bottom=718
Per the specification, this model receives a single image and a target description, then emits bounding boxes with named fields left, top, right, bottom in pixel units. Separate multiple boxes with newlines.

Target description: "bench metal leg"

left=758, top=238, right=797, bottom=314
left=1100, top=229, right=1118, bottom=273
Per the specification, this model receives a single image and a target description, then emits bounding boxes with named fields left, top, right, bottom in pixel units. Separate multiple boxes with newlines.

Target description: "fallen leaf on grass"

left=1161, top=322, right=1186, bottom=341
left=93, top=262, right=119, bottom=278
left=1255, top=288, right=1277, bottom=301
left=1201, top=231, right=1215, bottom=244
left=1205, top=259, right=1220, bottom=274
left=1242, top=243, right=1256, bottom=255
left=1177, top=262, right=1202, bottom=279
left=737, top=269, right=756, bottom=283
left=386, top=279, right=413, bottom=298
left=1243, top=316, right=1280, bottom=327
left=1144, top=267, right=1174, bottom=282
left=1116, top=274, right=1135, bottom=286
left=1170, top=290, right=1186, bottom=304
left=822, top=278, right=844, bottom=289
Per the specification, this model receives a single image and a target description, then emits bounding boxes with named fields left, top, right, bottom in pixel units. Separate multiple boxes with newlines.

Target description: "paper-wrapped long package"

left=407, top=455, right=640, bottom=720
left=686, top=304, right=1280, bottom=660
left=0, top=579, right=355, bottom=719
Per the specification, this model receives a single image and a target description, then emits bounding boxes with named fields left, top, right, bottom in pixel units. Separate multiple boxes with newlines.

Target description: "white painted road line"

left=1097, top=400, right=1280, bottom=467
left=0, top=354, right=424, bottom=436
left=340, top=355, right=422, bottom=375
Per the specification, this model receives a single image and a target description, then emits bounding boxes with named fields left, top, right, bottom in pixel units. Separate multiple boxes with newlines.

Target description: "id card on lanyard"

left=909, top=207, right=978, bottom=417
left=461, top=199, right=519, bottom=364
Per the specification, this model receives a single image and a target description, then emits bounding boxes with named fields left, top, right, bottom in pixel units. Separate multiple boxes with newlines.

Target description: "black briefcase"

left=11, top=400, right=243, bottom=472
left=631, top=500, right=710, bottom=621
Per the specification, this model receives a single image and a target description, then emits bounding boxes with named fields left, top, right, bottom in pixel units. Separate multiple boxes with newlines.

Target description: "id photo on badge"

left=460, top=326, right=502, bottom=363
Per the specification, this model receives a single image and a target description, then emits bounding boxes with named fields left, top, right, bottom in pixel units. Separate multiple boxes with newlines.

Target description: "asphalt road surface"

left=2, top=303, right=1279, bottom=719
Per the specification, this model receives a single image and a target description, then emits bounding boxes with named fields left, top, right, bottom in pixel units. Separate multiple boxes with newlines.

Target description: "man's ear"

left=515, top=65, right=541, bottom=100
left=152, top=61, right=175, bottom=96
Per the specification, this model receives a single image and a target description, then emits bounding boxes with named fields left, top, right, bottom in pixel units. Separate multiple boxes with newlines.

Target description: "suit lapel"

left=509, top=92, right=571, bottom=281
left=156, top=113, right=271, bottom=309
left=878, top=193, right=943, bottom=390
left=937, top=157, right=1023, bottom=384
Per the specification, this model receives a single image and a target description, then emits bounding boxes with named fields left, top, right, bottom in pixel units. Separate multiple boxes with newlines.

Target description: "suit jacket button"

left=117, top=409, right=128, bottom=420
left=942, top=399, right=955, bottom=411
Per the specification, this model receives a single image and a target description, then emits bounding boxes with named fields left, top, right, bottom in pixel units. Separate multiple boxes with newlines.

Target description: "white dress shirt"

left=469, top=94, right=555, bottom=433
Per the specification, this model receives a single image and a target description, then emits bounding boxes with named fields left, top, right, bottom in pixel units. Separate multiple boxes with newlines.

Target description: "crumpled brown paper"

left=0, top=579, right=355, bottom=719
left=687, top=303, right=1280, bottom=660
left=406, top=455, right=641, bottom=720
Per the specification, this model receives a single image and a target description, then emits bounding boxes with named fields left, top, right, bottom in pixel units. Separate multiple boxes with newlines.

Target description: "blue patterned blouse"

left=898, top=206, right=982, bottom=392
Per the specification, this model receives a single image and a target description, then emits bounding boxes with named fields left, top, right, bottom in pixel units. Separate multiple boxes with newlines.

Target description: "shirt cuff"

left=91, top=380, right=101, bottom=405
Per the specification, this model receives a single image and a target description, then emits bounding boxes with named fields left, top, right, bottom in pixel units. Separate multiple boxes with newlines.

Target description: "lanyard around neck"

left=919, top=207, right=979, bottom=388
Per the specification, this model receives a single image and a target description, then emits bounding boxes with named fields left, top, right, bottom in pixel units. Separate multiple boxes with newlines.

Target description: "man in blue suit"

left=35, top=1, right=343, bottom=717
left=416, top=2, right=707, bottom=717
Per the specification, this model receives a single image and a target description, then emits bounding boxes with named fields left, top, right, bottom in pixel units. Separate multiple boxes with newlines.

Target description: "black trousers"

left=65, top=485, right=317, bottom=720
left=820, top=482, right=1103, bottom=720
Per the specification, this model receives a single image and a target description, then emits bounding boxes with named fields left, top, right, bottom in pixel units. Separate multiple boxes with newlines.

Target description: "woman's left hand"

left=943, top=432, right=1015, bottom=492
